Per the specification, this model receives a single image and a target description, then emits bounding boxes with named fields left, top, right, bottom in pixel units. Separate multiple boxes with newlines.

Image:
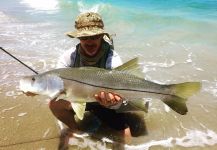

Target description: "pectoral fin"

left=71, top=102, right=86, bottom=120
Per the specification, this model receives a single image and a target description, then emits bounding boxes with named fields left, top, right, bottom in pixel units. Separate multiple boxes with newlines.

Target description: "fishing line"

left=0, top=136, right=59, bottom=148
left=0, top=47, right=38, bottom=74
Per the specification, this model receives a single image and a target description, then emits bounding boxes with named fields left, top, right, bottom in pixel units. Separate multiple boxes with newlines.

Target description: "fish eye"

left=32, top=77, right=35, bottom=81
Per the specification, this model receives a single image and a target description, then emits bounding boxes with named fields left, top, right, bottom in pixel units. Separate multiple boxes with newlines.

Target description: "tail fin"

left=170, top=82, right=201, bottom=99
left=162, top=82, right=201, bottom=115
left=162, top=95, right=188, bottom=115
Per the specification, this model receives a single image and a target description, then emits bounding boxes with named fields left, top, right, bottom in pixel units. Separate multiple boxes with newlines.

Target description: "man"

left=49, top=12, right=143, bottom=144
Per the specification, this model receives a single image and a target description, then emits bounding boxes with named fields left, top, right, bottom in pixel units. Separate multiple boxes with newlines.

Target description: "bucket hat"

left=66, top=12, right=108, bottom=38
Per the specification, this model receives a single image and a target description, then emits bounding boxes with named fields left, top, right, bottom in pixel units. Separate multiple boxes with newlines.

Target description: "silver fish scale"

left=48, top=67, right=165, bottom=92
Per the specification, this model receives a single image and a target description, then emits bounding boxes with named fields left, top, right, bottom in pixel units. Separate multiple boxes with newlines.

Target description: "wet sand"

left=0, top=94, right=60, bottom=149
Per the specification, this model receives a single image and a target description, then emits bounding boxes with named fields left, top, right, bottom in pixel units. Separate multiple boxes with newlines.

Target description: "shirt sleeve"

left=56, top=48, right=76, bottom=68
left=106, top=50, right=122, bottom=69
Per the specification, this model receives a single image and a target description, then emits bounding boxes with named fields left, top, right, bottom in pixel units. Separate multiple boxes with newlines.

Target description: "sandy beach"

left=1, top=0, right=217, bottom=149
left=0, top=93, right=60, bottom=149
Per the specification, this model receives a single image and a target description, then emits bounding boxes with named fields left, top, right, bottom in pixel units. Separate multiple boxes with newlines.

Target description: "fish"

left=19, top=58, right=201, bottom=120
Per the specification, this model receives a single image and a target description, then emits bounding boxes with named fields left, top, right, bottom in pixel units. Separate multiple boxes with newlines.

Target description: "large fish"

left=19, top=58, right=201, bottom=120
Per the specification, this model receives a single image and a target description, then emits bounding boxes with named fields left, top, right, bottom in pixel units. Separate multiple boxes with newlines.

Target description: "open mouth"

left=85, top=44, right=96, bottom=49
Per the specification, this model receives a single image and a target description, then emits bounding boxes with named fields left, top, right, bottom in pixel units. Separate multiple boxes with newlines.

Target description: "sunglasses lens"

left=79, top=35, right=102, bottom=40
left=79, top=37, right=88, bottom=40
left=91, top=35, right=101, bottom=40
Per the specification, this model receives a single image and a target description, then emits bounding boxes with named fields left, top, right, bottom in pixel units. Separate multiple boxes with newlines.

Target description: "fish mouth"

left=22, top=91, right=38, bottom=97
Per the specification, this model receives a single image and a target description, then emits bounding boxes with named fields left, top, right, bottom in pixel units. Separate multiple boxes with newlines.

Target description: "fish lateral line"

left=60, top=76, right=174, bottom=97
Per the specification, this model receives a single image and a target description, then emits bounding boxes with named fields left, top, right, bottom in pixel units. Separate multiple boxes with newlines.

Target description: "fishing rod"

left=0, top=47, right=38, bottom=74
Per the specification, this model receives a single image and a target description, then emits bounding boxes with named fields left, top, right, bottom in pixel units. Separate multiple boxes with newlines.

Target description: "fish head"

left=19, top=74, right=64, bottom=98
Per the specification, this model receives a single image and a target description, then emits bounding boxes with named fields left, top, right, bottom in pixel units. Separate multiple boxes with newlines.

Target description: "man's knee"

left=49, top=99, right=57, bottom=111
left=49, top=99, right=73, bottom=112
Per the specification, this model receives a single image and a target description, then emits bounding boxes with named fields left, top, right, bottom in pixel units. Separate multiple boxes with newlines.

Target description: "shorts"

left=85, top=102, right=128, bottom=130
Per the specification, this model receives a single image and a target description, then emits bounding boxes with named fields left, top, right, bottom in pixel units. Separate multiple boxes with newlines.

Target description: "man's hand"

left=94, top=91, right=123, bottom=108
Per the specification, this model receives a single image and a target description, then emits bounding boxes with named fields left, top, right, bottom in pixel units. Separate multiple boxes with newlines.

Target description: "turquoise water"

left=1, top=0, right=216, bottom=61
left=1, top=0, right=217, bottom=149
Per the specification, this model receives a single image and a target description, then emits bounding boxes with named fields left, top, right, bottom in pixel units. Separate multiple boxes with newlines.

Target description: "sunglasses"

left=78, top=35, right=102, bottom=40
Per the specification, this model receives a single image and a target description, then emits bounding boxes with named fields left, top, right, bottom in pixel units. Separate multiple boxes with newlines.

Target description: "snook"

left=19, top=58, right=201, bottom=120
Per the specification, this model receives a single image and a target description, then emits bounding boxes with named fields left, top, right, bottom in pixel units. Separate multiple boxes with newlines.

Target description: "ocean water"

left=0, top=0, right=217, bottom=149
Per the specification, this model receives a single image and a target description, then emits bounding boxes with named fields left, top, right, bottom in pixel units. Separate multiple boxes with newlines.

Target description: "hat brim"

left=66, top=28, right=108, bottom=38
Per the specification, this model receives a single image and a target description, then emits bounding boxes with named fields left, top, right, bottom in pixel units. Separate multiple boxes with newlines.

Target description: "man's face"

left=79, top=34, right=103, bottom=56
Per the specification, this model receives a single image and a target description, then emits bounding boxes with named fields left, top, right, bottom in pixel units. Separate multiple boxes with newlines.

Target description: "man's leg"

left=87, top=103, right=132, bottom=143
left=49, top=99, right=80, bottom=149
left=124, top=112, right=148, bottom=137
left=49, top=99, right=78, bottom=130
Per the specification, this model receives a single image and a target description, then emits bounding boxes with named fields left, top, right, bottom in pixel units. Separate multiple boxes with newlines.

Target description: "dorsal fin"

left=114, top=57, right=143, bottom=78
